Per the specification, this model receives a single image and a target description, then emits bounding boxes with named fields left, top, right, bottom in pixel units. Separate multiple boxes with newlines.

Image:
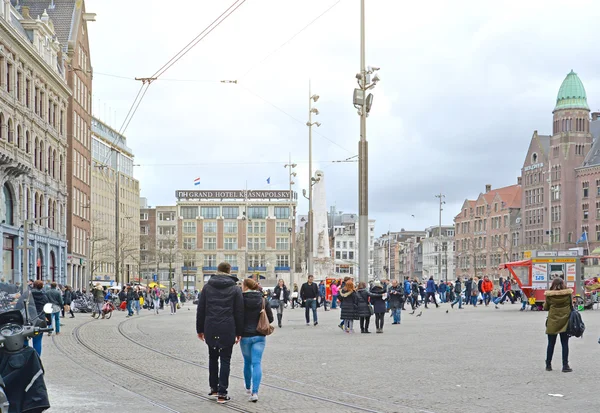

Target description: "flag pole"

left=586, top=231, right=590, bottom=254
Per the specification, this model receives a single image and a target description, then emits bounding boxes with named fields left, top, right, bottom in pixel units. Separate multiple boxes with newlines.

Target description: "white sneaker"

left=245, top=389, right=251, bottom=395
left=250, top=394, right=258, bottom=403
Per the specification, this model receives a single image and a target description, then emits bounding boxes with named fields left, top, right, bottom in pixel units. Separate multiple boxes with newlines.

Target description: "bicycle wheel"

left=105, top=310, right=112, bottom=319
left=93, top=311, right=101, bottom=319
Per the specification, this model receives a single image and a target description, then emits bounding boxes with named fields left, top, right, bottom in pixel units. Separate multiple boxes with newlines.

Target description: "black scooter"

left=0, top=301, right=53, bottom=412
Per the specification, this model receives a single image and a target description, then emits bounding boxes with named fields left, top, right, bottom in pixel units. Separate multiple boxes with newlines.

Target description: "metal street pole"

left=547, top=159, right=552, bottom=250
left=285, top=155, right=297, bottom=287
left=307, top=82, right=320, bottom=276
left=436, top=193, right=445, bottom=280
left=358, top=0, right=369, bottom=285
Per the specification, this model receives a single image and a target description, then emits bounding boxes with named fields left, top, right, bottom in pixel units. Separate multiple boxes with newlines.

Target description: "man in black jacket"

left=300, top=275, right=319, bottom=326
left=196, top=262, right=244, bottom=404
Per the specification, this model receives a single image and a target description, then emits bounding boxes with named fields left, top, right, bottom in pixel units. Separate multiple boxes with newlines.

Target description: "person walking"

left=180, top=290, right=186, bottom=307
left=410, top=278, right=420, bottom=309
left=438, top=280, right=447, bottom=303
left=425, top=276, right=439, bottom=309
left=403, top=277, right=411, bottom=310
left=544, top=278, right=573, bottom=373
left=356, top=282, right=372, bottom=333
left=92, top=283, right=105, bottom=318
left=126, top=286, right=135, bottom=317
left=318, top=280, right=328, bottom=311
left=388, top=279, right=404, bottom=324
left=62, top=285, right=75, bottom=318
left=46, top=282, right=63, bottom=335
left=465, top=277, right=473, bottom=303
left=196, top=262, right=244, bottom=404
left=481, top=276, right=494, bottom=306
left=300, top=275, right=319, bottom=326
left=369, top=281, right=386, bottom=333
left=28, top=281, right=48, bottom=355
left=470, top=277, right=479, bottom=307
left=291, top=284, right=299, bottom=309
left=240, top=278, right=273, bottom=402
left=337, top=280, right=358, bottom=333
left=272, top=279, right=289, bottom=328
left=133, top=287, right=141, bottom=315
left=152, top=286, right=161, bottom=315
left=169, top=288, right=179, bottom=315
left=331, top=281, right=339, bottom=309
left=451, top=277, right=463, bottom=309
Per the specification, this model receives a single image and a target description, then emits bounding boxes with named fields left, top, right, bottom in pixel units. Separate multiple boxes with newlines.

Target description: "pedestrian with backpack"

left=152, top=287, right=161, bottom=315
left=544, top=277, right=574, bottom=373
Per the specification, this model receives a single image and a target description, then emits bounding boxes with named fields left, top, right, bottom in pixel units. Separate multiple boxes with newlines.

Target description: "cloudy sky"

left=87, top=0, right=600, bottom=236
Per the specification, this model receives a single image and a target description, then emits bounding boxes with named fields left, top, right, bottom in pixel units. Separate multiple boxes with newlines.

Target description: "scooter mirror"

left=43, top=303, right=54, bottom=314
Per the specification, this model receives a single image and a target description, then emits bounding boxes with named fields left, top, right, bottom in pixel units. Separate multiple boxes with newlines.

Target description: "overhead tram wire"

left=239, top=0, right=344, bottom=80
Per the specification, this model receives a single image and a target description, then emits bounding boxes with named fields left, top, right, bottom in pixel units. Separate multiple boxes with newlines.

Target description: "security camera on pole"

left=306, top=81, right=321, bottom=276
left=353, top=0, right=380, bottom=284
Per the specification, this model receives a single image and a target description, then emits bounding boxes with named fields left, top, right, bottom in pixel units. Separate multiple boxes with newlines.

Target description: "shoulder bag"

left=257, top=298, right=275, bottom=336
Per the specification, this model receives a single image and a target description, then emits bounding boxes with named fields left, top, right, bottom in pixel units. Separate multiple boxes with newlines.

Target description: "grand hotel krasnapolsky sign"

left=175, top=190, right=295, bottom=200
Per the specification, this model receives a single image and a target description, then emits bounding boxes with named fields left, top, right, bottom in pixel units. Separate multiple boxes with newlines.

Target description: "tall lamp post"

left=307, top=81, right=321, bottom=276
left=284, top=157, right=297, bottom=286
left=354, top=0, right=381, bottom=284
left=435, top=193, right=445, bottom=280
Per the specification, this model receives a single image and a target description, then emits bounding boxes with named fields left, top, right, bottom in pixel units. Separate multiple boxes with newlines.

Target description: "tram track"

left=117, top=317, right=426, bottom=413
left=58, top=319, right=251, bottom=413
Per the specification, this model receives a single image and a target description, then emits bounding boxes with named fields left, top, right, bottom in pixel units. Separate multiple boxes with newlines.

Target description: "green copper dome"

left=554, top=70, right=589, bottom=111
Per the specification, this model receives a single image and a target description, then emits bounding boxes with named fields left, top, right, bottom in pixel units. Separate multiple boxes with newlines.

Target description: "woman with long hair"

left=272, top=279, right=289, bottom=328
left=62, top=285, right=75, bottom=318
left=369, top=281, right=386, bottom=333
left=337, top=280, right=358, bottom=333
left=241, top=278, right=274, bottom=402
left=168, top=287, right=179, bottom=315
left=544, top=277, right=573, bottom=372
left=356, top=282, right=372, bottom=333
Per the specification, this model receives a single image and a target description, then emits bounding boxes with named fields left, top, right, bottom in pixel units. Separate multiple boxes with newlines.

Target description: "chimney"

left=485, top=184, right=491, bottom=193
left=21, top=6, right=30, bottom=19
left=592, top=112, right=600, bottom=121
left=517, top=176, right=522, bottom=185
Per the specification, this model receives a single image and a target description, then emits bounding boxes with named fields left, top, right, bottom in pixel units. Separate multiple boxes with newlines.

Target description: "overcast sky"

left=86, top=0, right=600, bottom=237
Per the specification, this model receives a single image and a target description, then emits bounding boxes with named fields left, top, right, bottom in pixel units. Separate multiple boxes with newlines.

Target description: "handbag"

left=64, top=304, right=70, bottom=313
left=256, top=298, right=274, bottom=336
left=269, top=298, right=280, bottom=308
left=369, top=305, right=374, bottom=316
left=51, top=304, right=61, bottom=313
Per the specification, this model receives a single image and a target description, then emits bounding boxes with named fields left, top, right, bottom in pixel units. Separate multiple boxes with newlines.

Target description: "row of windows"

left=73, top=148, right=90, bottom=184
left=179, top=206, right=291, bottom=220
left=525, top=208, right=544, bottom=226
left=335, top=251, right=355, bottom=260
left=73, top=112, right=91, bottom=150
left=553, top=117, right=588, bottom=134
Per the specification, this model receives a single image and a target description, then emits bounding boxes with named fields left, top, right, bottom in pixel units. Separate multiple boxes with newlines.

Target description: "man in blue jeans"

left=46, top=282, right=63, bottom=335
left=450, top=277, right=463, bottom=309
left=300, top=275, right=319, bottom=326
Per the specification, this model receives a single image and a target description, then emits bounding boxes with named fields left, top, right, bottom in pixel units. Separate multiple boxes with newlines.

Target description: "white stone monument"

left=311, top=170, right=333, bottom=279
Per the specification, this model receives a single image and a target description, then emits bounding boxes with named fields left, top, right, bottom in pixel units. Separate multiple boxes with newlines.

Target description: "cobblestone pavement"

left=41, top=301, right=600, bottom=413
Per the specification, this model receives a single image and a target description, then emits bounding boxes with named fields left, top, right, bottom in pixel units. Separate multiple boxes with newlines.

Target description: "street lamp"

left=354, top=0, right=381, bottom=284
left=307, top=81, right=320, bottom=276
left=284, top=157, right=297, bottom=286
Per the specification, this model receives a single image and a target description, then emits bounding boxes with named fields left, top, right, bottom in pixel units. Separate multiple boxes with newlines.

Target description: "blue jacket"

left=403, top=280, right=411, bottom=295
left=439, top=283, right=447, bottom=293
left=319, top=284, right=326, bottom=297
left=426, top=279, right=437, bottom=293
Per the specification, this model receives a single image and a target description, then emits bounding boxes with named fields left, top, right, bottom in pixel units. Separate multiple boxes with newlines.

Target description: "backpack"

left=566, top=310, right=585, bottom=338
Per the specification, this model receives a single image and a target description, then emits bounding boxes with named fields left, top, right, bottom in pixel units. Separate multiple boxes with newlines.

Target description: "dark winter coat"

left=180, top=292, right=186, bottom=303
left=439, top=283, right=447, bottom=293
left=411, top=281, right=419, bottom=296
left=273, top=285, right=290, bottom=303
left=46, top=288, right=63, bottom=308
left=387, top=285, right=404, bottom=309
left=544, top=288, right=573, bottom=335
left=242, top=290, right=274, bottom=337
left=126, top=290, right=134, bottom=303
left=63, top=290, right=73, bottom=305
left=369, top=286, right=386, bottom=314
left=454, top=280, right=462, bottom=294
left=168, top=292, right=178, bottom=303
left=465, top=279, right=473, bottom=294
left=356, top=289, right=372, bottom=317
left=300, top=282, right=319, bottom=301
left=30, top=289, right=49, bottom=316
left=196, top=273, right=244, bottom=348
left=338, top=290, right=359, bottom=320
left=426, top=279, right=436, bottom=293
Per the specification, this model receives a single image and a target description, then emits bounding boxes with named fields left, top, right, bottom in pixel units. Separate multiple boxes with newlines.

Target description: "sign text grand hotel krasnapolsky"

left=175, top=190, right=296, bottom=200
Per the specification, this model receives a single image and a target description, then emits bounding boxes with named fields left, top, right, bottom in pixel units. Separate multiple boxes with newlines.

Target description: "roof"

left=554, top=70, right=589, bottom=111
left=14, top=0, right=77, bottom=46
left=582, top=134, right=600, bottom=167
left=479, top=184, right=521, bottom=209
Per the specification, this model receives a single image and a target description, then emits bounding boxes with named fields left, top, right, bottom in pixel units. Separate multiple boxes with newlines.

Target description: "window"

left=248, top=254, right=266, bottom=268
left=222, top=206, right=239, bottom=219
left=276, top=221, right=289, bottom=234
left=349, top=241, right=354, bottom=249
left=583, top=204, right=589, bottom=220
left=249, top=221, right=266, bottom=234
left=343, top=241, right=347, bottom=249
left=276, top=255, right=289, bottom=267
left=224, top=254, right=237, bottom=267
left=276, top=237, right=289, bottom=250
left=203, top=221, right=217, bottom=234
left=204, top=237, right=216, bottom=250
left=158, top=212, right=175, bottom=221
left=158, top=226, right=175, bottom=235
left=336, top=241, right=341, bottom=248
left=183, top=237, right=196, bottom=250
left=140, top=226, right=148, bottom=235
left=183, top=257, right=196, bottom=268
left=3, top=184, right=13, bottom=225
left=225, top=237, right=237, bottom=250
left=335, top=251, right=341, bottom=259
left=201, top=207, right=219, bottom=219
left=274, top=207, right=290, bottom=219
left=248, top=206, right=267, bottom=219
left=349, top=251, right=354, bottom=260
left=248, top=237, right=266, bottom=250
left=224, top=221, right=237, bottom=234
left=180, top=206, right=198, bottom=219
left=204, top=254, right=217, bottom=268
left=183, top=221, right=196, bottom=234
left=342, top=251, right=348, bottom=260
left=583, top=182, right=589, bottom=198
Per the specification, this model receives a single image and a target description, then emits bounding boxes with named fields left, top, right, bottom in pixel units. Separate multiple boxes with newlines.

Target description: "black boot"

left=562, top=364, right=572, bottom=373
left=277, top=314, right=282, bottom=328
left=545, top=360, right=552, bottom=371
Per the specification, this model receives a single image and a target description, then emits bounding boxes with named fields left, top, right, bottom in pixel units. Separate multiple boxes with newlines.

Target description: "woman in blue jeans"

left=241, top=278, right=274, bottom=403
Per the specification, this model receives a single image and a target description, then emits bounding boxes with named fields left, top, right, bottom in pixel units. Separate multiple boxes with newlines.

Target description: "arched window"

left=59, top=154, right=63, bottom=182
left=16, top=125, right=21, bottom=149
left=0, top=113, right=4, bottom=140
left=39, top=194, right=44, bottom=221
left=6, top=118, right=12, bottom=143
left=3, top=184, right=13, bottom=226
left=39, top=141, right=44, bottom=172
left=47, top=146, right=52, bottom=176
left=25, top=187, right=30, bottom=220
left=25, top=131, right=30, bottom=154
left=34, top=138, right=38, bottom=168
left=52, top=149, right=57, bottom=179
left=34, top=192, right=39, bottom=219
